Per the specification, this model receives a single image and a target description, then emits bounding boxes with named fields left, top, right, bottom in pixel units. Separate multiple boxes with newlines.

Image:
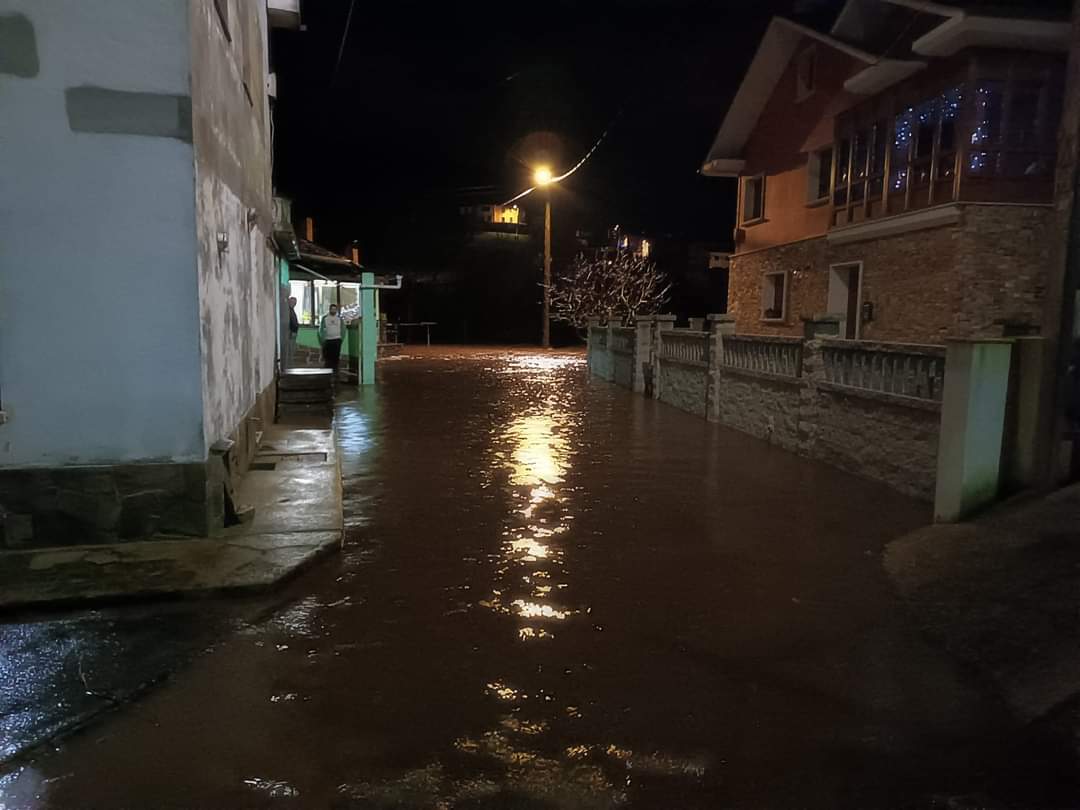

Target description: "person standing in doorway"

left=286, top=296, right=299, bottom=369
left=319, top=303, right=344, bottom=374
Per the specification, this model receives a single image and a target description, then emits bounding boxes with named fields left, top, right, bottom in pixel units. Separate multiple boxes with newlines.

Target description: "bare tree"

left=549, top=251, right=671, bottom=330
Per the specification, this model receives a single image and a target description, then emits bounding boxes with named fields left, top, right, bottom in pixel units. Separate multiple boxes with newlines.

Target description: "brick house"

left=702, top=0, right=1073, bottom=344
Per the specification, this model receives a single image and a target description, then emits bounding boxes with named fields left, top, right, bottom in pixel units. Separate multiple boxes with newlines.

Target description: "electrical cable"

left=501, top=110, right=623, bottom=206
left=331, top=0, right=358, bottom=85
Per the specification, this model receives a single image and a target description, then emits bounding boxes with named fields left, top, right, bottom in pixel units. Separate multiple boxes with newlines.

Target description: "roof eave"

left=913, top=15, right=1072, bottom=56
left=701, top=159, right=747, bottom=178
left=701, top=16, right=879, bottom=173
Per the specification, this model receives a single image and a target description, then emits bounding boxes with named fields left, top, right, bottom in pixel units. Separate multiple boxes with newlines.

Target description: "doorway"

left=828, top=262, right=863, bottom=340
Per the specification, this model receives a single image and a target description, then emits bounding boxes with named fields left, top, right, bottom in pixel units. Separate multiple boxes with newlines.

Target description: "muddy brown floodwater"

left=0, top=348, right=1068, bottom=808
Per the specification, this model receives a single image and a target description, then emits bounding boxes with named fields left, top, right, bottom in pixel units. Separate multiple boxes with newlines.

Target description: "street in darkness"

left=5, top=0, right=1080, bottom=806
left=2, top=349, right=1074, bottom=808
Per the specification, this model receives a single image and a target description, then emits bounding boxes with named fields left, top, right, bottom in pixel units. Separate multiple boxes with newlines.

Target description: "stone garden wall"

left=611, top=327, right=636, bottom=390
left=659, top=360, right=709, bottom=418
left=588, top=316, right=947, bottom=501
left=587, top=326, right=614, bottom=382
left=715, top=370, right=803, bottom=454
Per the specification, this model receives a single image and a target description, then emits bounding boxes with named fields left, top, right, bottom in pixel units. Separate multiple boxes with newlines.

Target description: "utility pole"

left=543, top=191, right=552, bottom=348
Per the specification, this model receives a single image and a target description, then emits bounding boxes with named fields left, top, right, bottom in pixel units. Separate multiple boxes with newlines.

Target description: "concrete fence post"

left=705, top=314, right=735, bottom=422
left=651, top=314, right=677, bottom=401
left=633, top=318, right=652, bottom=394
left=934, top=339, right=1014, bottom=522
left=586, top=316, right=602, bottom=376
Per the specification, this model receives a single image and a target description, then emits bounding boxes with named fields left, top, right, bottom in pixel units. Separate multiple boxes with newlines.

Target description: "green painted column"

left=360, top=271, right=377, bottom=386
left=934, top=339, right=1013, bottom=522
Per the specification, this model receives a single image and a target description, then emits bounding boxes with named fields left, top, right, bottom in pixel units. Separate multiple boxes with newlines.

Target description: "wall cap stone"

left=943, top=337, right=1015, bottom=344
left=817, top=380, right=943, bottom=412
left=819, top=337, right=946, bottom=356
left=718, top=365, right=804, bottom=386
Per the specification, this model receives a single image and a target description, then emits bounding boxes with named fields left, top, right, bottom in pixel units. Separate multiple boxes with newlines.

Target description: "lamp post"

left=534, top=166, right=553, bottom=349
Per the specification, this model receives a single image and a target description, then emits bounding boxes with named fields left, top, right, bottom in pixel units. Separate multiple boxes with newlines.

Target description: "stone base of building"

left=728, top=203, right=1055, bottom=344
left=0, top=379, right=278, bottom=550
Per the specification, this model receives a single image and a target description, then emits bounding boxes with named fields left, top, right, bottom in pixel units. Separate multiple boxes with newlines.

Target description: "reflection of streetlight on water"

left=534, top=166, right=553, bottom=349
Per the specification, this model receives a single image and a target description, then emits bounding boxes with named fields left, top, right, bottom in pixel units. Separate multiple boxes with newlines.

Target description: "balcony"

left=829, top=52, right=1062, bottom=229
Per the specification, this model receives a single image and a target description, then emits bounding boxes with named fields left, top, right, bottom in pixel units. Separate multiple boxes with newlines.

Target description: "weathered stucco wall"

left=189, top=0, right=277, bottom=449
left=0, top=1, right=205, bottom=467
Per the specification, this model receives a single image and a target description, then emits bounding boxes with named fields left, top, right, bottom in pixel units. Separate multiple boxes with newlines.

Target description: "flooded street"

left=0, top=348, right=1066, bottom=808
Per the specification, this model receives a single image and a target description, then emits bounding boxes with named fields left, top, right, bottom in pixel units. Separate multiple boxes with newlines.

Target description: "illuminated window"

left=493, top=205, right=520, bottom=224
left=762, top=272, right=787, bottom=321
left=742, top=175, right=765, bottom=224
left=314, top=280, right=338, bottom=320
left=289, top=280, right=314, bottom=325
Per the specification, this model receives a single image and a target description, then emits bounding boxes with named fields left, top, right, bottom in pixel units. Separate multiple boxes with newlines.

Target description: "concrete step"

left=279, top=389, right=334, bottom=404
left=279, top=376, right=334, bottom=392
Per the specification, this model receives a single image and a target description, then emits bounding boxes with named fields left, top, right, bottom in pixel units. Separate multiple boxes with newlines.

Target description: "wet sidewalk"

left=887, top=483, right=1080, bottom=725
left=1, top=348, right=1077, bottom=808
left=0, top=427, right=342, bottom=608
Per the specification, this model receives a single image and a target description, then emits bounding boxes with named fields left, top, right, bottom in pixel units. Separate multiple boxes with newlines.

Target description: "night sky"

left=271, top=0, right=841, bottom=269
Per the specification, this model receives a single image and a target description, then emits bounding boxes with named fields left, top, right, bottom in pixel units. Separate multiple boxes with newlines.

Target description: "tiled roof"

left=297, top=238, right=349, bottom=261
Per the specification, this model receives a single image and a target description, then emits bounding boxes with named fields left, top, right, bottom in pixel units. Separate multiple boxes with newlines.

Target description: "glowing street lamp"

left=535, top=166, right=554, bottom=348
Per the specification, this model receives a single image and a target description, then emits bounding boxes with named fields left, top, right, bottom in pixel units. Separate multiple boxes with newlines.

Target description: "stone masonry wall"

left=812, top=387, right=940, bottom=501
left=588, top=319, right=946, bottom=501
left=730, top=204, right=1056, bottom=344
left=0, top=460, right=220, bottom=549
left=829, top=225, right=962, bottom=344
left=728, top=238, right=828, bottom=336
left=953, top=205, right=1055, bottom=337
left=659, top=361, right=708, bottom=418
left=715, top=371, right=802, bottom=454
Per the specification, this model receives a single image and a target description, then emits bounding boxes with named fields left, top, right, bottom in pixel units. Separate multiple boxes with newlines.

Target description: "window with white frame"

left=807, top=146, right=833, bottom=203
left=289, top=280, right=314, bottom=325
left=796, top=48, right=816, bottom=101
left=314, top=280, right=339, bottom=321
left=742, top=175, right=765, bottom=224
left=762, top=271, right=787, bottom=321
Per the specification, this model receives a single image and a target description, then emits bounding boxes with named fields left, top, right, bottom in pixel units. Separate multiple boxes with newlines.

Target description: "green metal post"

left=360, top=271, right=377, bottom=385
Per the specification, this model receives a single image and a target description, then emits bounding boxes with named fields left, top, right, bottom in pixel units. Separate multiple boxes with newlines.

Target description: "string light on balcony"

left=894, top=107, right=914, bottom=148
left=971, top=85, right=995, bottom=146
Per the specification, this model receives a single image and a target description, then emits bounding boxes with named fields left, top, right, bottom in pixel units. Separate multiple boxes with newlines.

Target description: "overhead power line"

left=502, top=110, right=623, bottom=206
